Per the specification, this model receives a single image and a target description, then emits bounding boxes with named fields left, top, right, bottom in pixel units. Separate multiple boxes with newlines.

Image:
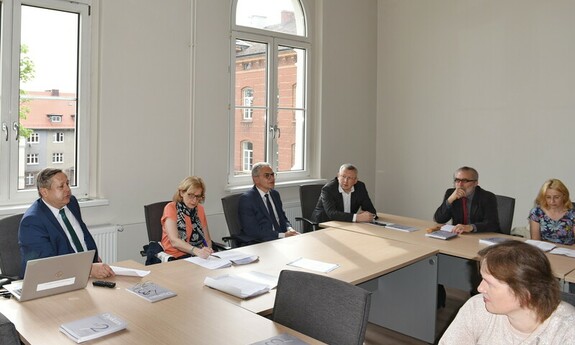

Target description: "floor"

left=364, top=288, right=469, bottom=345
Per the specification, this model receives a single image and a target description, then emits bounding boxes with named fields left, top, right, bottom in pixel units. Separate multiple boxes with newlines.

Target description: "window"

left=25, top=173, right=35, bottom=186
left=48, top=114, right=62, bottom=123
left=26, top=154, right=38, bottom=165
left=53, top=132, right=64, bottom=143
left=231, top=0, right=310, bottom=183
left=28, top=132, right=39, bottom=143
left=242, top=141, right=254, bottom=172
left=242, top=87, right=254, bottom=120
left=52, top=152, right=63, bottom=163
left=0, top=0, right=92, bottom=203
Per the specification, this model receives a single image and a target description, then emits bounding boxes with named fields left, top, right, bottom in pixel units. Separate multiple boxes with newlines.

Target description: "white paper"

left=440, top=224, right=455, bottom=232
left=204, top=274, right=270, bottom=299
left=549, top=247, right=575, bottom=258
left=212, top=251, right=259, bottom=265
left=525, top=240, right=556, bottom=252
left=287, top=257, right=339, bottom=273
left=110, top=266, right=150, bottom=277
left=236, top=271, right=278, bottom=289
left=185, top=256, right=232, bottom=269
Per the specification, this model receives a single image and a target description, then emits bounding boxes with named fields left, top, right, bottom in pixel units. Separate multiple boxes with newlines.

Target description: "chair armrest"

left=295, top=216, right=320, bottom=230
left=212, top=241, right=231, bottom=252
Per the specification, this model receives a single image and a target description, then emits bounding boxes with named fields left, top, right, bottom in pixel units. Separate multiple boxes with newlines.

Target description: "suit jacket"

left=18, top=195, right=98, bottom=277
left=433, top=186, right=500, bottom=233
left=238, top=186, right=292, bottom=242
left=311, top=177, right=377, bottom=223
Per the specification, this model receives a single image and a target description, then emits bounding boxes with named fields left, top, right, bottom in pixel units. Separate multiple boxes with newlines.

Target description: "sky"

left=20, top=5, right=78, bottom=93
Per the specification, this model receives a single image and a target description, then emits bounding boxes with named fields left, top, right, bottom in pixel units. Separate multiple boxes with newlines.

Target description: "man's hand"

left=285, top=228, right=300, bottom=237
left=447, top=188, right=466, bottom=204
left=451, top=224, right=473, bottom=234
left=91, top=263, right=115, bottom=279
left=356, top=211, right=375, bottom=223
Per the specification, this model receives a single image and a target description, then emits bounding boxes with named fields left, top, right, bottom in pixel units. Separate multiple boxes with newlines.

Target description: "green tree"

left=19, top=44, right=35, bottom=138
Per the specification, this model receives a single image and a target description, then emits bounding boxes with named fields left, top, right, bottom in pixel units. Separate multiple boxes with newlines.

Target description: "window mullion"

left=267, top=39, right=279, bottom=171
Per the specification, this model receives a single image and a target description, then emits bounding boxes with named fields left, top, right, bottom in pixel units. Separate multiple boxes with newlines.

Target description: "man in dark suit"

left=18, top=168, right=114, bottom=278
left=238, top=162, right=300, bottom=242
left=311, top=164, right=377, bottom=223
left=434, top=166, right=500, bottom=234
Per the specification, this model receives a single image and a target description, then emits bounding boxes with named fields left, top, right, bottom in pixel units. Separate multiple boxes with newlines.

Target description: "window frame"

left=0, top=0, right=92, bottom=205
left=229, top=0, right=312, bottom=186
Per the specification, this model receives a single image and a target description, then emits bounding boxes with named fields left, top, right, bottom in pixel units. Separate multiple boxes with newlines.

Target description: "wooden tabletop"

left=0, top=259, right=323, bottom=345
left=322, top=213, right=575, bottom=279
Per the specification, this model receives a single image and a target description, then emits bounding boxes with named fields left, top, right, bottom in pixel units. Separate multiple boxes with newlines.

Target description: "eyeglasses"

left=454, top=178, right=477, bottom=184
left=186, top=193, right=204, bottom=200
left=339, top=175, right=357, bottom=181
left=261, top=172, right=276, bottom=180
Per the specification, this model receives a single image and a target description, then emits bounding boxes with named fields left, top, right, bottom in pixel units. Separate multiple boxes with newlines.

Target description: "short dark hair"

left=36, top=168, right=64, bottom=197
left=478, top=241, right=560, bottom=322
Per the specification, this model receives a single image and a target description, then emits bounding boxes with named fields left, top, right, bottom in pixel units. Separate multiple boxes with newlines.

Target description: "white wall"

left=377, top=0, right=575, bottom=229
left=78, top=0, right=378, bottom=263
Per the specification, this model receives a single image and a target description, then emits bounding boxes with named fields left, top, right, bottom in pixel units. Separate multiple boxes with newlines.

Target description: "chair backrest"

left=221, top=193, right=243, bottom=248
left=495, top=194, right=515, bottom=235
left=0, top=311, right=20, bottom=345
left=143, top=201, right=170, bottom=242
left=272, top=270, right=371, bottom=345
left=298, top=183, right=323, bottom=232
left=0, top=214, right=24, bottom=279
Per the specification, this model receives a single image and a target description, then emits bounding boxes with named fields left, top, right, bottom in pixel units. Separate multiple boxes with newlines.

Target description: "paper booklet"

left=479, top=237, right=512, bottom=246
left=185, top=251, right=259, bottom=269
left=425, top=230, right=458, bottom=240
left=126, top=281, right=177, bottom=303
left=60, top=312, right=127, bottom=343
left=287, top=257, right=339, bottom=273
left=249, top=333, right=310, bottom=345
left=385, top=223, right=418, bottom=232
left=549, top=247, right=575, bottom=258
left=204, top=271, right=277, bottom=299
left=525, top=239, right=556, bottom=252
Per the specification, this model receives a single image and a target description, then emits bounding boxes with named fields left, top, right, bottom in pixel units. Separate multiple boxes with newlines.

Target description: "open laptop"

left=4, top=250, right=95, bottom=302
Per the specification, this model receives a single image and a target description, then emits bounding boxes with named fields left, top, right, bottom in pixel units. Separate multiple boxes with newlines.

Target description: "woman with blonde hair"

left=160, top=176, right=214, bottom=259
left=529, top=178, right=575, bottom=245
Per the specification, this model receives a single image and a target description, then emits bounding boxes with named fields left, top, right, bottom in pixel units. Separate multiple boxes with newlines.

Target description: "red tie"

left=462, top=197, right=469, bottom=225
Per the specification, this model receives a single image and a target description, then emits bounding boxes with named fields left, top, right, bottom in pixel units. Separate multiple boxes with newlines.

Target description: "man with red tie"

left=434, top=166, right=500, bottom=234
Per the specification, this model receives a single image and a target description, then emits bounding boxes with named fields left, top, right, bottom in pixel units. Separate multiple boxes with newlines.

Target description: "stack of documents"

left=425, top=230, right=458, bottom=240
left=525, top=239, right=556, bottom=252
left=549, top=247, right=575, bottom=258
left=385, top=223, right=418, bottom=232
left=185, top=251, right=259, bottom=269
left=60, top=313, right=127, bottom=343
left=204, top=271, right=277, bottom=299
left=287, top=257, right=339, bottom=273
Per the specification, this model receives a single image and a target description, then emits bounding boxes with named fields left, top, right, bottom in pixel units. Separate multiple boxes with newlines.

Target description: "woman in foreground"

left=439, top=241, right=575, bottom=344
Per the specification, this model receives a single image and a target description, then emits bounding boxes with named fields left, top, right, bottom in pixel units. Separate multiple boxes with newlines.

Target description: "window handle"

left=275, top=125, right=281, bottom=139
left=269, top=125, right=281, bottom=139
left=2, top=122, right=8, bottom=141
left=12, top=122, right=19, bottom=141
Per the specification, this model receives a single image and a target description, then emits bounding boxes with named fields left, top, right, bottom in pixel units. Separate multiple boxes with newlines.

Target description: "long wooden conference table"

left=1, top=227, right=441, bottom=344
left=321, top=213, right=575, bottom=291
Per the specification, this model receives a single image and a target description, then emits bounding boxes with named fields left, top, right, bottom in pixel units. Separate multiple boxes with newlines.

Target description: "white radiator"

left=90, top=224, right=120, bottom=264
left=284, top=202, right=302, bottom=232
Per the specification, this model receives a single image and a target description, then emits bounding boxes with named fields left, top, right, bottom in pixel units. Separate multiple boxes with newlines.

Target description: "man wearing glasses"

left=434, top=166, right=500, bottom=234
left=311, top=164, right=377, bottom=223
left=238, top=162, right=300, bottom=242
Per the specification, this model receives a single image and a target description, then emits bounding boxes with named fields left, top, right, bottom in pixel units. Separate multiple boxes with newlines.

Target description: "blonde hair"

left=535, top=179, right=572, bottom=210
left=173, top=176, right=206, bottom=203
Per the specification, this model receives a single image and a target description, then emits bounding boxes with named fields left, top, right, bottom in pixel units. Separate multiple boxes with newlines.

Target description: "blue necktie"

left=59, top=209, right=84, bottom=252
left=265, top=194, right=281, bottom=232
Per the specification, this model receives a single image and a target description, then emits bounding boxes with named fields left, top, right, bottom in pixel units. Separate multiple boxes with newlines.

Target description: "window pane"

left=19, top=6, right=79, bottom=190
left=234, top=39, right=268, bottom=176
left=236, top=0, right=305, bottom=37
left=277, top=46, right=305, bottom=172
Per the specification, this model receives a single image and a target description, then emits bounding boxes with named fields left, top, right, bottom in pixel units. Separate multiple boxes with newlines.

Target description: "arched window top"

left=235, top=0, right=306, bottom=37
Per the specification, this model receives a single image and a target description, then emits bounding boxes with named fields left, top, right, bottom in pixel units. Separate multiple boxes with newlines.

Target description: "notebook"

left=4, top=250, right=95, bottom=302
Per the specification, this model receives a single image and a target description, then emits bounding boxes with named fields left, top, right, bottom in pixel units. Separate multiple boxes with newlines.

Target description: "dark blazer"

left=311, top=177, right=377, bottom=223
left=18, top=195, right=98, bottom=277
left=433, top=186, right=500, bottom=233
left=238, top=186, right=292, bottom=242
